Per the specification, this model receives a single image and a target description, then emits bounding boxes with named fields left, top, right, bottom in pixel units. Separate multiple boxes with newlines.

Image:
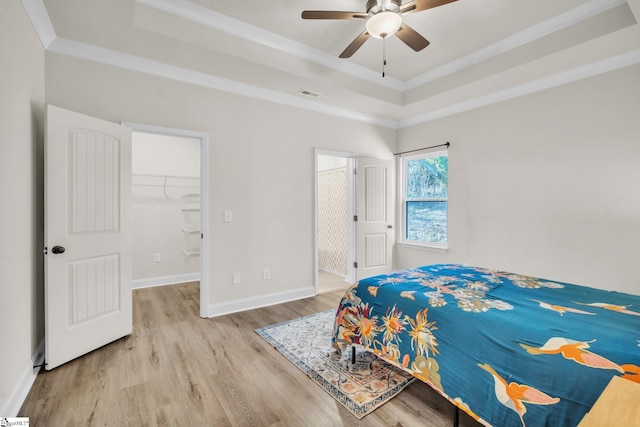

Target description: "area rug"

left=255, top=309, right=415, bottom=419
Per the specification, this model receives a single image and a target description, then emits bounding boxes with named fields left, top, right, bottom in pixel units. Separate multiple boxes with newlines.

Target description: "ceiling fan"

left=302, top=0, right=457, bottom=59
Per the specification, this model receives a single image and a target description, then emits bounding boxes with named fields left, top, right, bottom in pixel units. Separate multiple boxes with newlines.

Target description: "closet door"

left=45, top=105, right=132, bottom=370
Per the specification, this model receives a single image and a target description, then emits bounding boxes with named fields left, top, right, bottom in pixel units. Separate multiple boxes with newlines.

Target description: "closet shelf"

left=132, top=174, right=199, bottom=200
left=132, top=173, right=199, bottom=185
left=181, top=227, right=201, bottom=247
left=182, top=208, right=200, bottom=224
left=182, top=193, right=200, bottom=200
left=180, top=227, right=200, bottom=234
left=182, top=248, right=200, bottom=257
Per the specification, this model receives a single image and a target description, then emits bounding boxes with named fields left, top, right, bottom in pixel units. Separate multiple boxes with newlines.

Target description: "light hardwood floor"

left=20, top=282, right=482, bottom=427
left=318, top=270, right=351, bottom=294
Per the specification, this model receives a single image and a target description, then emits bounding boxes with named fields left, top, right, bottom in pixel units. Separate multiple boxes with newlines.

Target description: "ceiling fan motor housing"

left=366, top=0, right=401, bottom=15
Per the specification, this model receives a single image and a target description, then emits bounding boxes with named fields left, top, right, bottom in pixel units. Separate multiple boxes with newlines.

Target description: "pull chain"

left=382, top=36, right=387, bottom=78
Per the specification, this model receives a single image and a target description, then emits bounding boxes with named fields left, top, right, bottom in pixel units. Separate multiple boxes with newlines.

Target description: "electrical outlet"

left=153, top=253, right=161, bottom=262
left=263, top=268, right=271, bottom=280
left=232, top=272, right=241, bottom=285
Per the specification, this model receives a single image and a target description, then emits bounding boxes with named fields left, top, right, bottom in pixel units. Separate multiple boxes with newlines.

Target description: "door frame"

left=314, top=148, right=356, bottom=294
left=123, top=122, right=210, bottom=318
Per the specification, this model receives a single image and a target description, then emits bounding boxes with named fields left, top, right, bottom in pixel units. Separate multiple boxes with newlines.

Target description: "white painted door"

left=45, top=105, right=132, bottom=370
left=355, top=157, right=394, bottom=281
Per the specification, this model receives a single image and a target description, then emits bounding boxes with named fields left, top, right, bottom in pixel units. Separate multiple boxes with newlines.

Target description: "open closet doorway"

left=315, top=149, right=355, bottom=294
left=125, top=122, right=209, bottom=318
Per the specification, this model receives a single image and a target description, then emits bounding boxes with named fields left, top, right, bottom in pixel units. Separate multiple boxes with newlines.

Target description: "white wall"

left=0, top=1, right=45, bottom=415
left=131, top=132, right=200, bottom=284
left=397, top=64, right=640, bottom=295
left=45, top=53, right=397, bottom=314
left=132, top=132, right=200, bottom=176
left=318, top=155, right=347, bottom=172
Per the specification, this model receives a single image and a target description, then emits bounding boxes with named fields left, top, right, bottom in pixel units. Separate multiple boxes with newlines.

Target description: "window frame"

left=400, top=149, right=449, bottom=250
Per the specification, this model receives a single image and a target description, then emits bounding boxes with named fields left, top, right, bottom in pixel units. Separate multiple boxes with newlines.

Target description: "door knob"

left=387, top=225, right=393, bottom=229
left=52, top=245, right=66, bottom=254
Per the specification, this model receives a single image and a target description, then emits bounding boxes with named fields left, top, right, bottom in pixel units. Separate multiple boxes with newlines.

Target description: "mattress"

left=331, top=264, right=640, bottom=426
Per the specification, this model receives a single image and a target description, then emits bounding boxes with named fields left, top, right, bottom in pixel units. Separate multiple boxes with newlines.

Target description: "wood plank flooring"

left=318, top=270, right=351, bottom=294
left=19, top=282, right=483, bottom=427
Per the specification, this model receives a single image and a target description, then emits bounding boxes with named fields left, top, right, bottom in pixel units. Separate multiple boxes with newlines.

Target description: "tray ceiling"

left=28, top=0, right=640, bottom=127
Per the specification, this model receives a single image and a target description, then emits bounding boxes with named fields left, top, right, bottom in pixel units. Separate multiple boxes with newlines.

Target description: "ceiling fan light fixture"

left=366, top=11, right=402, bottom=39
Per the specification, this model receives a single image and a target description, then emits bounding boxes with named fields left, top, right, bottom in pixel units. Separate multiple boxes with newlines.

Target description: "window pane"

left=406, top=156, right=448, bottom=199
left=406, top=201, right=447, bottom=244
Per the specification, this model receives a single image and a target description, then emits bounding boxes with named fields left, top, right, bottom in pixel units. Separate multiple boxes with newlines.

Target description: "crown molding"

left=20, top=0, right=56, bottom=48
left=404, top=0, right=628, bottom=89
left=19, top=0, right=640, bottom=130
left=47, top=37, right=399, bottom=128
left=399, top=48, right=640, bottom=128
left=138, top=0, right=628, bottom=92
left=136, top=0, right=405, bottom=91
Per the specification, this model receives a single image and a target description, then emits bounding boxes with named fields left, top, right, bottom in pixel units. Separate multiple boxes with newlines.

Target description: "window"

left=402, top=150, right=448, bottom=247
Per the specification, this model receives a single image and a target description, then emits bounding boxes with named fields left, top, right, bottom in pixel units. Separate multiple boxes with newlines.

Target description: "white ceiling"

left=189, top=0, right=598, bottom=79
left=27, top=0, right=640, bottom=127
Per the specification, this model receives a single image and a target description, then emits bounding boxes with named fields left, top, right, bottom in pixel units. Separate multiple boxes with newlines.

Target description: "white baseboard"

left=132, top=272, right=200, bottom=289
left=1, top=286, right=313, bottom=414
left=2, top=339, right=45, bottom=417
left=207, top=286, right=316, bottom=318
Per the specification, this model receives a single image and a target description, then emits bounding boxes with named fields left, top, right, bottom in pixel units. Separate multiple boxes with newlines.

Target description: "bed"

left=331, top=264, right=640, bottom=426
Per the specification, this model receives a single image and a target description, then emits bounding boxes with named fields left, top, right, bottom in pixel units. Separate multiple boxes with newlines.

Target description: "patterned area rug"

left=255, top=310, right=415, bottom=418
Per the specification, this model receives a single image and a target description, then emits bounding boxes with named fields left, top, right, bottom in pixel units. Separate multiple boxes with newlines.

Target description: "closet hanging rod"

left=132, top=173, right=199, bottom=180
left=394, top=142, right=450, bottom=156
left=132, top=183, right=199, bottom=188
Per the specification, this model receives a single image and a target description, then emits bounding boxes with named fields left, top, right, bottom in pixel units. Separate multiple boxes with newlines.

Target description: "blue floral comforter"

left=332, top=264, right=640, bottom=426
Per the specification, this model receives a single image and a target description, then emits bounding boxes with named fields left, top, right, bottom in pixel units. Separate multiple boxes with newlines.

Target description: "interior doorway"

left=125, top=122, right=209, bottom=317
left=315, top=149, right=355, bottom=294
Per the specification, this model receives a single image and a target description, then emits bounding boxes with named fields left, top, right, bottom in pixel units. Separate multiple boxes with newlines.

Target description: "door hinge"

left=353, top=168, right=357, bottom=175
left=353, top=215, right=358, bottom=222
left=353, top=262, right=358, bottom=269
left=43, top=246, right=48, bottom=255
left=201, top=233, right=204, bottom=239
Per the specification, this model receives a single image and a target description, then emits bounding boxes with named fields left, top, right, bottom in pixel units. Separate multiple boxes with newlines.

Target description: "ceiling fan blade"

left=301, top=11, right=367, bottom=19
left=400, top=0, right=457, bottom=15
left=395, top=24, right=430, bottom=51
left=339, top=30, right=371, bottom=58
